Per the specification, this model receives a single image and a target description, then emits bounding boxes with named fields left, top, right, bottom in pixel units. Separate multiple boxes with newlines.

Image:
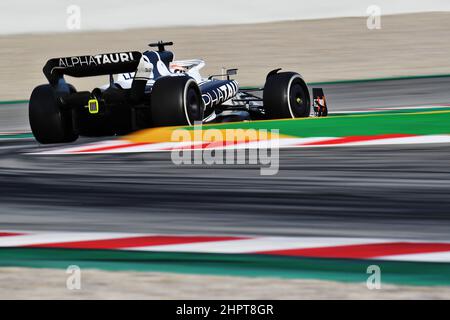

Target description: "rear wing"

left=43, top=51, right=142, bottom=84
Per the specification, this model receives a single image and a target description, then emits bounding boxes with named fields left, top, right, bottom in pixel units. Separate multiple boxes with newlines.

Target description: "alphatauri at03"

left=29, top=41, right=328, bottom=144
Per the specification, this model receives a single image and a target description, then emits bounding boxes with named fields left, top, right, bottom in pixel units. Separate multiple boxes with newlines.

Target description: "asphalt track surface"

left=1, top=76, right=450, bottom=240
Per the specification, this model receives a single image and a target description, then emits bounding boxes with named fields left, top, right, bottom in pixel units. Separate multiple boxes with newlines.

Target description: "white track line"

left=330, top=105, right=450, bottom=114
left=30, top=134, right=450, bottom=155
left=380, top=252, right=450, bottom=263
left=0, top=231, right=141, bottom=247
left=127, top=237, right=394, bottom=253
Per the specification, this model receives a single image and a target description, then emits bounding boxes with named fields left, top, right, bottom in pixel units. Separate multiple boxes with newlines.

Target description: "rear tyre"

left=29, top=84, right=78, bottom=144
left=151, top=76, right=204, bottom=126
left=263, top=72, right=310, bottom=119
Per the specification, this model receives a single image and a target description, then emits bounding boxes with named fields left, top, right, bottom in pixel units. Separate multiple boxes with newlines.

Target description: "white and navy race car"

left=29, top=41, right=327, bottom=144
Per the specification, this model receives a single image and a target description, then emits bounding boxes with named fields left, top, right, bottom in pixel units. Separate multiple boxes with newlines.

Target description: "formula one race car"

left=29, top=41, right=328, bottom=144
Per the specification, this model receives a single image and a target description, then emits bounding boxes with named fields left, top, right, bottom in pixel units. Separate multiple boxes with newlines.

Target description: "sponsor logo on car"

left=58, top=52, right=135, bottom=68
left=202, top=80, right=239, bottom=108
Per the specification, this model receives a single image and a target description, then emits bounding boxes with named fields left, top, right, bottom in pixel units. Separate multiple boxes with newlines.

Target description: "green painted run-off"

left=0, top=133, right=33, bottom=139
left=189, top=109, right=450, bottom=138
left=0, top=248, right=449, bottom=286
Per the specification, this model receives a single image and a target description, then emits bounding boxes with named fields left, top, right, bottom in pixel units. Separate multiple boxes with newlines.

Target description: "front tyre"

left=263, top=72, right=311, bottom=119
left=29, top=84, right=78, bottom=144
left=151, top=76, right=204, bottom=126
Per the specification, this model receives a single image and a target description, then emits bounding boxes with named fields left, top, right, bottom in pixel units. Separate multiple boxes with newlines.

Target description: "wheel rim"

left=185, top=86, right=202, bottom=123
left=289, top=82, right=308, bottom=117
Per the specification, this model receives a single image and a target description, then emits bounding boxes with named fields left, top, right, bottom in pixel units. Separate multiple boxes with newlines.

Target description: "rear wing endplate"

left=312, top=88, right=328, bottom=117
